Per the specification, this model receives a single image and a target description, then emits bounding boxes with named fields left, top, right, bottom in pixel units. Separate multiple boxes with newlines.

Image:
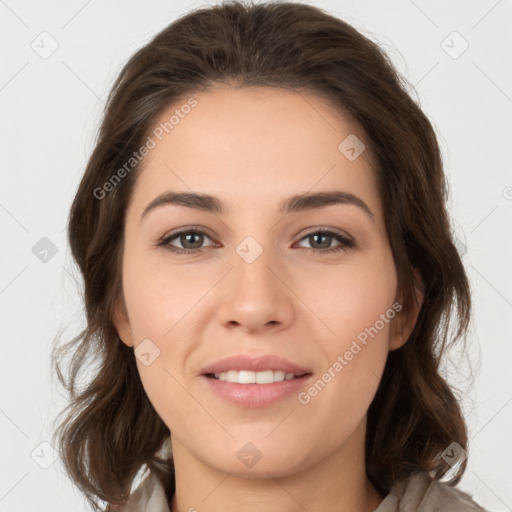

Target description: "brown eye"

left=176, top=232, right=206, bottom=249
left=296, top=230, right=354, bottom=254
left=158, top=228, right=215, bottom=254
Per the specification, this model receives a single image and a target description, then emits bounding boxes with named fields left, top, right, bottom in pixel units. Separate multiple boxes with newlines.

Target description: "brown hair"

left=51, top=1, right=472, bottom=510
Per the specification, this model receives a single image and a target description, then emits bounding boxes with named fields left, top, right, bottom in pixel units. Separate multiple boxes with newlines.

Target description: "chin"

left=193, top=437, right=314, bottom=479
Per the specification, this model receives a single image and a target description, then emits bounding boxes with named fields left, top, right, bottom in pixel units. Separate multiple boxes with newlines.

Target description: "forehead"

left=129, top=86, right=382, bottom=221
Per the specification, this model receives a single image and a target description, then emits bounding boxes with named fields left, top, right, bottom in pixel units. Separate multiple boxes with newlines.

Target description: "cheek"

left=122, top=250, right=202, bottom=341
left=122, top=272, right=194, bottom=423
left=121, top=253, right=209, bottom=411
left=298, top=253, right=397, bottom=408
left=300, top=254, right=397, bottom=344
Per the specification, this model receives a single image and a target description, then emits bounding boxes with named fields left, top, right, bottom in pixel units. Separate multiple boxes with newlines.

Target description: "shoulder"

left=111, top=469, right=491, bottom=512
left=375, top=471, right=491, bottom=512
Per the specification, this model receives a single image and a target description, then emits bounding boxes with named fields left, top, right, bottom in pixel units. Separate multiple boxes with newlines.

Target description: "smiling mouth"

left=205, top=370, right=311, bottom=384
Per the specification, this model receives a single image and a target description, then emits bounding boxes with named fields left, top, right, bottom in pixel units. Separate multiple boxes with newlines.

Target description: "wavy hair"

left=51, top=1, right=472, bottom=510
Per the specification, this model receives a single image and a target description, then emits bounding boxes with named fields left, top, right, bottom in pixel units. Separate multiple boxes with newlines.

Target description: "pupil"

left=183, top=233, right=203, bottom=248
left=311, top=234, right=330, bottom=249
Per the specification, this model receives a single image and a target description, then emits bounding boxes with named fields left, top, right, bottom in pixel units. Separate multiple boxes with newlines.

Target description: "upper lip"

left=201, top=354, right=311, bottom=376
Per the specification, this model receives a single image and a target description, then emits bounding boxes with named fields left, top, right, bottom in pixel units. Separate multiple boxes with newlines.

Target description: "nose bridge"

left=232, top=236, right=280, bottom=301
left=234, top=239, right=276, bottom=294
left=216, top=236, right=294, bottom=332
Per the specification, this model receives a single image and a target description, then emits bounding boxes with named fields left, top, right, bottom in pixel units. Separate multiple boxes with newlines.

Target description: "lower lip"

left=200, top=374, right=312, bottom=408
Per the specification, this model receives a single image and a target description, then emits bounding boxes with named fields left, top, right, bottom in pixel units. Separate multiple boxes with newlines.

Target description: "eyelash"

left=157, top=227, right=355, bottom=255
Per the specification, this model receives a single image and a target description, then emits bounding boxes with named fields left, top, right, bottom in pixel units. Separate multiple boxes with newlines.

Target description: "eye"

left=295, top=229, right=354, bottom=254
left=157, top=227, right=355, bottom=255
left=158, top=227, right=216, bottom=254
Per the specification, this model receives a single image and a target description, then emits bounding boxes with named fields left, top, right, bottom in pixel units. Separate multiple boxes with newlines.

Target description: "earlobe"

left=390, top=333, right=405, bottom=351
left=389, top=327, right=407, bottom=351
left=389, top=267, right=424, bottom=351
left=112, top=298, right=134, bottom=348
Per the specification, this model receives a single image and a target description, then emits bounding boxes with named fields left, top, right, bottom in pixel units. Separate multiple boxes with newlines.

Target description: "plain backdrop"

left=1, top=0, right=511, bottom=510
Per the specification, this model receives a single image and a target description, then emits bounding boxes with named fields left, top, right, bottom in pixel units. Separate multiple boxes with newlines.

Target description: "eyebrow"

left=140, top=190, right=375, bottom=223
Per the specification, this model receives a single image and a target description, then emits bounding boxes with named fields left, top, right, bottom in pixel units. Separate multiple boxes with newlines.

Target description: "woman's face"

left=114, top=86, right=409, bottom=477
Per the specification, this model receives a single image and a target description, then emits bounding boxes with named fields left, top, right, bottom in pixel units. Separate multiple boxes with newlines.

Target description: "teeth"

left=212, top=370, right=297, bottom=384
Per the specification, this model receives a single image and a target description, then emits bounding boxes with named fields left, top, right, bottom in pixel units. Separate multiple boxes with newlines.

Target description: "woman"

left=51, top=2, right=490, bottom=511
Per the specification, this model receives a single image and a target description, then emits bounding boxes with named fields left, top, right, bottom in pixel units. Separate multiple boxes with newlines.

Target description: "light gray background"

left=1, top=0, right=511, bottom=510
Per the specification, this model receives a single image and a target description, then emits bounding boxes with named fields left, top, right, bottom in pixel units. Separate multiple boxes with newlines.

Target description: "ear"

left=389, top=267, right=424, bottom=351
left=112, top=295, right=135, bottom=348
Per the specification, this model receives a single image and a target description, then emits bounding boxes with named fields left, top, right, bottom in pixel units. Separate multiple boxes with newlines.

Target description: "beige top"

left=115, top=469, right=490, bottom=511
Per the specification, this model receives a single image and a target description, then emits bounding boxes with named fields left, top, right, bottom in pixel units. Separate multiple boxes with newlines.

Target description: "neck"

left=169, top=420, right=385, bottom=512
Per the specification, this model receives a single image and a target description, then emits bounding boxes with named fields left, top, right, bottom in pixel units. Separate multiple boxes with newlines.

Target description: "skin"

left=113, top=86, right=421, bottom=512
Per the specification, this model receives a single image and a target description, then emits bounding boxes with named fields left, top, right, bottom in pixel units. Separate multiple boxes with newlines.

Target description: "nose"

left=215, top=245, right=295, bottom=334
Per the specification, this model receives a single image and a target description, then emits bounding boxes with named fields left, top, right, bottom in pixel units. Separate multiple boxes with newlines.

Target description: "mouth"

left=199, top=354, right=313, bottom=407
